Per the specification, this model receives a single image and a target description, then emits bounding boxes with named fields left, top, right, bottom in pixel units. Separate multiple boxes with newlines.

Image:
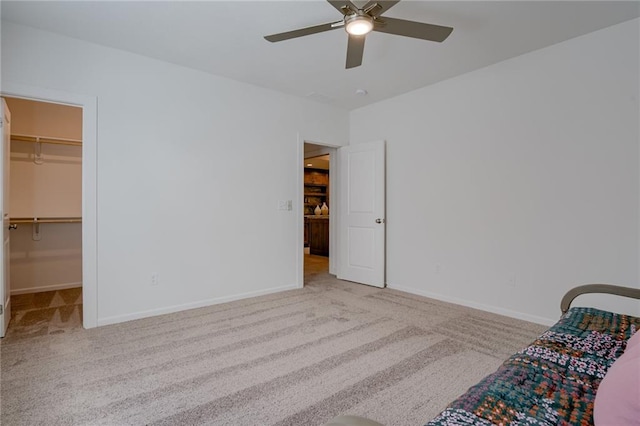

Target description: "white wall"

left=1, top=22, right=349, bottom=325
left=9, top=224, right=82, bottom=294
left=10, top=140, right=82, bottom=217
left=351, top=19, right=640, bottom=325
left=4, top=97, right=82, bottom=140
left=7, top=98, right=82, bottom=217
left=6, top=97, right=83, bottom=294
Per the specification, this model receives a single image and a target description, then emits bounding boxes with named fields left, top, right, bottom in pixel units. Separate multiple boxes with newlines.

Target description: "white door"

left=338, top=140, right=385, bottom=287
left=0, top=98, right=11, bottom=337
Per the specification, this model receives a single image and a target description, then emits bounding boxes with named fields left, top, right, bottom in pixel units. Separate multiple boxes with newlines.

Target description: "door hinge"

left=0, top=305, right=3, bottom=315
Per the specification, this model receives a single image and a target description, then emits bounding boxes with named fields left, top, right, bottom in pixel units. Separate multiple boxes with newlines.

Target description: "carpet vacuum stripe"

left=1, top=261, right=547, bottom=426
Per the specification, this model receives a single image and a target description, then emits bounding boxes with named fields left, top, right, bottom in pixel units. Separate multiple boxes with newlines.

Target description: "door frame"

left=1, top=82, right=98, bottom=328
left=296, top=136, right=341, bottom=287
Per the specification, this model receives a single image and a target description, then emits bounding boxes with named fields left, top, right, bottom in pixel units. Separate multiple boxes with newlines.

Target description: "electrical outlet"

left=151, top=273, right=159, bottom=286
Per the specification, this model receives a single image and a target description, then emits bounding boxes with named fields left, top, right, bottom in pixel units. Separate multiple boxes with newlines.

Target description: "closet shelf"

left=11, top=133, right=82, bottom=147
left=10, top=217, right=82, bottom=224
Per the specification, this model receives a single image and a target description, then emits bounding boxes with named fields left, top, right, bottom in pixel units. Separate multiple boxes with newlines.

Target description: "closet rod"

left=11, top=133, right=83, bottom=147
left=9, top=217, right=82, bottom=224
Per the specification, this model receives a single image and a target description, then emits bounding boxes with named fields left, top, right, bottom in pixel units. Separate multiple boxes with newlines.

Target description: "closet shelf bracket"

left=34, top=137, right=44, bottom=165
left=32, top=218, right=42, bottom=241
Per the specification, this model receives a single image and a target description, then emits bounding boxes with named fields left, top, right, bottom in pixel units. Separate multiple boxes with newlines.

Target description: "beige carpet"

left=1, top=256, right=547, bottom=425
left=6, top=287, right=83, bottom=339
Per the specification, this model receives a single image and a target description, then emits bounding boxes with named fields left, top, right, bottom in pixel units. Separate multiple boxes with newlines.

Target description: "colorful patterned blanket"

left=426, top=307, right=640, bottom=426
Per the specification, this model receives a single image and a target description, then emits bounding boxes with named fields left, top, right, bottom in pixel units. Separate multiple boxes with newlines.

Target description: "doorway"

left=302, top=142, right=337, bottom=285
left=3, top=97, right=83, bottom=338
left=1, top=82, right=97, bottom=331
left=298, top=139, right=387, bottom=289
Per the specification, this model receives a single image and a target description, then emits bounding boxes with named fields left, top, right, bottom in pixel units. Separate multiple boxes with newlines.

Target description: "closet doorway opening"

left=303, top=142, right=337, bottom=286
left=3, top=97, right=83, bottom=338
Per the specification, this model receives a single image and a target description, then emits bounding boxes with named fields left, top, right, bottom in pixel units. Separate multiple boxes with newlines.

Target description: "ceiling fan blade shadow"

left=374, top=17, right=453, bottom=42
left=363, top=1, right=400, bottom=17
left=265, top=22, right=340, bottom=42
left=346, top=34, right=366, bottom=69
left=327, top=0, right=358, bottom=16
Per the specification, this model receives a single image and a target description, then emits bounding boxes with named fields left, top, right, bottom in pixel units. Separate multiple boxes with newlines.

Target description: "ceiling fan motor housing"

left=345, top=11, right=374, bottom=35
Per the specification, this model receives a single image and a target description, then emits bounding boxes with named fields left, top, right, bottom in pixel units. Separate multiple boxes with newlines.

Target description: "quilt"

left=426, top=307, right=640, bottom=426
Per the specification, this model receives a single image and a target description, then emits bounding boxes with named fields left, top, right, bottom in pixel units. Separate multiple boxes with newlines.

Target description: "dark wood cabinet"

left=307, top=218, right=329, bottom=256
left=304, top=217, right=309, bottom=247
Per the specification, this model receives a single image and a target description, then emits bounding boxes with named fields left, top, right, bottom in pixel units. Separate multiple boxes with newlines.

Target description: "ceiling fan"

left=264, top=0, right=453, bottom=69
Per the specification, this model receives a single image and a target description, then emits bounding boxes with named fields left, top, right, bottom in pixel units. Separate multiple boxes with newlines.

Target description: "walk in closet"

left=4, top=97, right=83, bottom=336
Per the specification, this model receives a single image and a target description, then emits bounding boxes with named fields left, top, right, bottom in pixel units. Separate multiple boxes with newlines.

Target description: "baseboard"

left=11, top=282, right=82, bottom=295
left=388, top=284, right=556, bottom=327
left=97, top=284, right=299, bottom=327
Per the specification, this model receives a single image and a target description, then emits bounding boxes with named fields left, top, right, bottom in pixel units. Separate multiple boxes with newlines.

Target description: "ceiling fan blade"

left=363, top=1, right=400, bottom=18
left=264, top=22, right=340, bottom=43
left=345, top=34, right=366, bottom=69
left=374, top=17, right=453, bottom=42
left=327, top=0, right=358, bottom=16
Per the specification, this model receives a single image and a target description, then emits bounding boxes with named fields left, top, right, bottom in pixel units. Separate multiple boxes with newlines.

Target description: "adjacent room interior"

left=303, top=142, right=334, bottom=283
left=3, top=97, right=83, bottom=339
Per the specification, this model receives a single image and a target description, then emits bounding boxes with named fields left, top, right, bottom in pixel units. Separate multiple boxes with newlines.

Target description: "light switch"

left=277, top=200, right=293, bottom=211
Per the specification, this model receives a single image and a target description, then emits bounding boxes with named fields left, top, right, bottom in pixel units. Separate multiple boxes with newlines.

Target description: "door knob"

left=8, top=224, right=17, bottom=230
left=375, top=218, right=385, bottom=224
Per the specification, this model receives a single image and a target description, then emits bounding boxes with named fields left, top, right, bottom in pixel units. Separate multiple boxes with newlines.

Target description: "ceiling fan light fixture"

left=264, top=0, right=454, bottom=69
left=345, top=14, right=373, bottom=36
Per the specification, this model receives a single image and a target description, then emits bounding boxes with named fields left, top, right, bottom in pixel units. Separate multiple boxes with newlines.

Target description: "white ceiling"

left=2, top=1, right=639, bottom=110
